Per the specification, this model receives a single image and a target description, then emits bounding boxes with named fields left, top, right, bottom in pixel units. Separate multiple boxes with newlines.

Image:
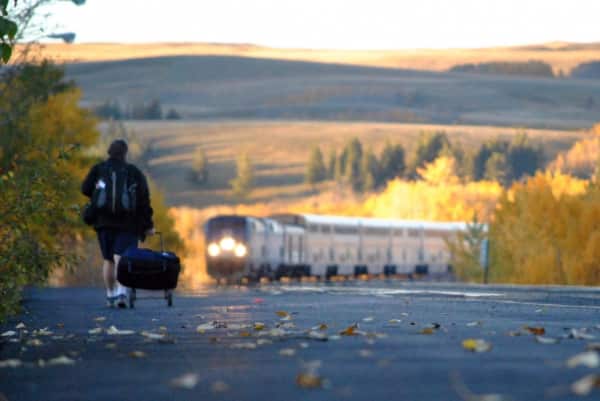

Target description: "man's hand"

left=145, top=228, right=155, bottom=236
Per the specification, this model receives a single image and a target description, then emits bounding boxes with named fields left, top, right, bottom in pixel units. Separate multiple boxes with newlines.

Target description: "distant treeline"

left=570, top=61, right=600, bottom=79
left=449, top=60, right=555, bottom=78
left=305, top=131, right=544, bottom=191
left=93, top=99, right=182, bottom=120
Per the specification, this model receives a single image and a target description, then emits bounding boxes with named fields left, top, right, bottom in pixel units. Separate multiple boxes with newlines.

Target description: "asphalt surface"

left=1, top=281, right=599, bottom=401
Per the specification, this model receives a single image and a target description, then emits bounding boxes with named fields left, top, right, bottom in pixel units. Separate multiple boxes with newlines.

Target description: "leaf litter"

left=170, top=373, right=200, bottom=390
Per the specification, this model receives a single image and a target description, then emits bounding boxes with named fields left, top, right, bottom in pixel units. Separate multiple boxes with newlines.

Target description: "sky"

left=44, top=0, right=600, bottom=49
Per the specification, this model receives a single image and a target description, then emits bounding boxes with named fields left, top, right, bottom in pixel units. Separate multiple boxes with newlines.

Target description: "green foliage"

left=90, top=120, right=150, bottom=167
left=327, top=148, right=337, bottom=180
left=378, top=141, right=405, bottom=185
left=408, top=131, right=450, bottom=177
left=446, top=216, right=487, bottom=282
left=0, top=1, right=17, bottom=63
left=94, top=99, right=181, bottom=121
left=359, top=147, right=378, bottom=192
left=305, top=146, right=327, bottom=186
left=230, top=152, right=254, bottom=200
left=191, top=146, right=208, bottom=184
left=484, top=152, right=509, bottom=186
left=344, top=137, right=363, bottom=191
left=165, top=108, right=181, bottom=120
left=0, top=61, right=99, bottom=321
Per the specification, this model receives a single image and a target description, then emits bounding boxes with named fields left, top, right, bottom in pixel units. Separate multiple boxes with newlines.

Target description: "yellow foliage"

left=416, top=156, right=460, bottom=186
left=550, top=125, right=600, bottom=178
left=491, top=171, right=599, bottom=285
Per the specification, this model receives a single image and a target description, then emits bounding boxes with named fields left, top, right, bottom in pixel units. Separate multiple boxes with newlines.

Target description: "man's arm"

left=81, top=164, right=98, bottom=198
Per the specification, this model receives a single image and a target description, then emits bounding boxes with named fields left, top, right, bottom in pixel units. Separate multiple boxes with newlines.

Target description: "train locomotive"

left=204, top=213, right=468, bottom=281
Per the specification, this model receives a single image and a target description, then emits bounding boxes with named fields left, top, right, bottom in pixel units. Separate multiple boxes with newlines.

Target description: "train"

left=204, top=213, right=469, bottom=281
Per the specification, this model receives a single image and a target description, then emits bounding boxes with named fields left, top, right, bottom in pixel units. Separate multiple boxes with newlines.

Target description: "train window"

left=418, top=249, right=425, bottom=262
left=309, top=225, right=318, bottom=233
left=261, top=245, right=267, bottom=257
left=365, top=227, right=389, bottom=236
left=386, top=248, right=392, bottom=263
left=408, top=229, right=420, bottom=237
left=402, top=249, right=406, bottom=261
left=329, top=247, right=335, bottom=261
left=321, top=226, right=331, bottom=234
left=334, top=226, right=358, bottom=235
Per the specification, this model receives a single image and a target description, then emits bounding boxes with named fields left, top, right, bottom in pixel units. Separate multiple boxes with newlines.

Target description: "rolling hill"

left=66, top=55, right=600, bottom=129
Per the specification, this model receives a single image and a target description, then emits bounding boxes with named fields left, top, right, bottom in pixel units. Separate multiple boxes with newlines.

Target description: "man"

left=82, top=139, right=154, bottom=308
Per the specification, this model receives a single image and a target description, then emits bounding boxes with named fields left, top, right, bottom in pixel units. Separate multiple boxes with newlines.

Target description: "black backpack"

left=93, top=162, right=138, bottom=216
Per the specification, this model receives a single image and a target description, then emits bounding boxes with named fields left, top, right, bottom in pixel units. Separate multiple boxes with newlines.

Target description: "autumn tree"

left=230, top=152, right=254, bottom=200
left=378, top=141, right=405, bottom=186
left=305, top=146, right=327, bottom=187
left=359, top=147, right=378, bottom=192
left=327, top=148, right=337, bottom=180
left=446, top=216, right=487, bottom=282
left=344, top=137, right=363, bottom=191
left=191, top=146, right=209, bottom=184
left=408, top=131, right=451, bottom=177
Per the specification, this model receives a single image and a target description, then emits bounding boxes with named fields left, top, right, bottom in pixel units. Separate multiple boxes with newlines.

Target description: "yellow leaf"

left=129, top=351, right=147, bottom=359
left=462, top=338, right=492, bottom=352
left=296, top=373, right=323, bottom=389
left=420, top=327, right=435, bottom=335
left=339, top=323, right=358, bottom=336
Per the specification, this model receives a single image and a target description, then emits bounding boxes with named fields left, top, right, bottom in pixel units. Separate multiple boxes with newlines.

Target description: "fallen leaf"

left=276, top=311, right=292, bottom=321
left=524, top=326, right=545, bottom=336
left=239, top=331, right=252, bottom=337
left=572, top=374, right=600, bottom=396
left=586, top=343, right=600, bottom=351
left=279, top=348, right=296, bottom=357
left=307, top=331, right=328, bottom=341
left=256, top=339, right=272, bottom=346
left=141, top=331, right=165, bottom=340
left=254, top=323, right=265, bottom=331
left=1, top=331, right=16, bottom=337
left=388, top=319, right=401, bottom=324
left=299, top=342, right=309, bottom=348
left=316, top=323, right=328, bottom=331
left=567, top=351, right=600, bottom=368
left=56, top=323, right=64, bottom=329
left=47, top=355, right=75, bottom=366
left=466, top=321, right=482, bottom=327
left=420, top=327, right=435, bottom=335
left=129, top=351, right=147, bottom=358
left=88, top=328, right=103, bottom=335
left=253, top=298, right=264, bottom=304
left=107, top=326, right=135, bottom=335
left=211, top=381, right=229, bottom=393
left=196, top=323, right=215, bottom=333
left=536, top=336, right=559, bottom=345
left=296, top=373, right=323, bottom=389
left=15, top=323, right=26, bottom=329
left=170, top=373, right=199, bottom=390
left=105, top=343, right=117, bottom=349
left=340, top=323, right=359, bottom=336
left=94, top=317, right=106, bottom=322
left=26, top=339, right=43, bottom=347
left=567, top=329, right=596, bottom=340
left=0, top=359, right=22, bottom=368
left=362, top=317, right=375, bottom=322
left=462, top=338, right=492, bottom=352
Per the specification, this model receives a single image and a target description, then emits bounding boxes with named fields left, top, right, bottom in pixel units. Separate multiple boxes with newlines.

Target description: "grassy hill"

left=19, top=41, right=600, bottom=75
left=66, top=55, right=600, bottom=129
left=125, top=120, right=585, bottom=208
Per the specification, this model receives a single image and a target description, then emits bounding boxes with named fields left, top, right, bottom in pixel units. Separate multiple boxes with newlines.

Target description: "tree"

left=409, top=131, right=451, bottom=177
left=165, top=108, right=181, bottom=120
left=446, top=215, right=487, bottom=282
left=344, top=137, right=363, bottom=191
left=507, top=133, right=543, bottom=182
left=327, top=148, right=337, bottom=180
left=305, top=146, right=327, bottom=187
left=191, top=146, right=208, bottom=184
left=0, top=0, right=18, bottom=62
left=0, top=62, right=98, bottom=320
left=230, top=152, right=254, bottom=200
left=378, top=141, right=405, bottom=186
left=360, top=147, right=378, bottom=192
left=484, top=152, right=509, bottom=186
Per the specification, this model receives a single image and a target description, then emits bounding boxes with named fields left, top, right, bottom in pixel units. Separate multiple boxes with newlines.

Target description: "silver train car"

left=204, top=214, right=468, bottom=280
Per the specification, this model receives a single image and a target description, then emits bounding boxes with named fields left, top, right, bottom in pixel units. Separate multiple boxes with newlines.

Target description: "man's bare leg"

left=113, top=254, right=128, bottom=308
left=103, top=259, right=116, bottom=306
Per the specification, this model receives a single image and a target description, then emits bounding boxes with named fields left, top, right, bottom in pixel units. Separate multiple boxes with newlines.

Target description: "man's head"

left=107, top=139, right=128, bottom=161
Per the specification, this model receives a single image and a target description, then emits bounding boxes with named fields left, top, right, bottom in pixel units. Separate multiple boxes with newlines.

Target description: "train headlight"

left=219, top=237, right=235, bottom=251
left=234, top=244, right=247, bottom=258
left=207, top=243, right=221, bottom=257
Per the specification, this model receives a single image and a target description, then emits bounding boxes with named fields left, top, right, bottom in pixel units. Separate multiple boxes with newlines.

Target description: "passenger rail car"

left=204, top=214, right=468, bottom=281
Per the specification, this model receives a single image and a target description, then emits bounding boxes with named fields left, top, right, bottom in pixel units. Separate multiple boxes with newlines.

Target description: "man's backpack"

left=93, top=162, right=138, bottom=216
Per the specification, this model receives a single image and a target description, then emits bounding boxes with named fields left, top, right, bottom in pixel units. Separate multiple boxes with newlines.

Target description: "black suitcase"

left=117, top=232, right=180, bottom=307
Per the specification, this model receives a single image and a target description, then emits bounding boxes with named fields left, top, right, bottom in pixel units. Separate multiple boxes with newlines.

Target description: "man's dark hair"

left=107, top=139, right=128, bottom=161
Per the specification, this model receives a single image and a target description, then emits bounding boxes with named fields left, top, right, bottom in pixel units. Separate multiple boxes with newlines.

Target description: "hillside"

left=18, top=41, right=600, bottom=75
left=66, top=55, right=600, bottom=129
left=125, top=120, right=584, bottom=208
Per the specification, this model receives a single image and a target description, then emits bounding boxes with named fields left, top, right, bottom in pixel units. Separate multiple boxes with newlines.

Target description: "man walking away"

left=82, top=139, right=154, bottom=308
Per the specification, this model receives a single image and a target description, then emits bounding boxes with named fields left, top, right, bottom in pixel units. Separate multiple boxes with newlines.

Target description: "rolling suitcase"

left=117, top=232, right=181, bottom=308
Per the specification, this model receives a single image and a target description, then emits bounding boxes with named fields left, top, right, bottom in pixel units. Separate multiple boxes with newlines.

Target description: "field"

left=19, top=41, right=600, bottom=75
left=126, top=120, right=585, bottom=208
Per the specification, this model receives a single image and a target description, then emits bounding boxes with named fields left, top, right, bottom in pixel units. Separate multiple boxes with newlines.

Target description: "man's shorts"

left=97, top=229, right=138, bottom=261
